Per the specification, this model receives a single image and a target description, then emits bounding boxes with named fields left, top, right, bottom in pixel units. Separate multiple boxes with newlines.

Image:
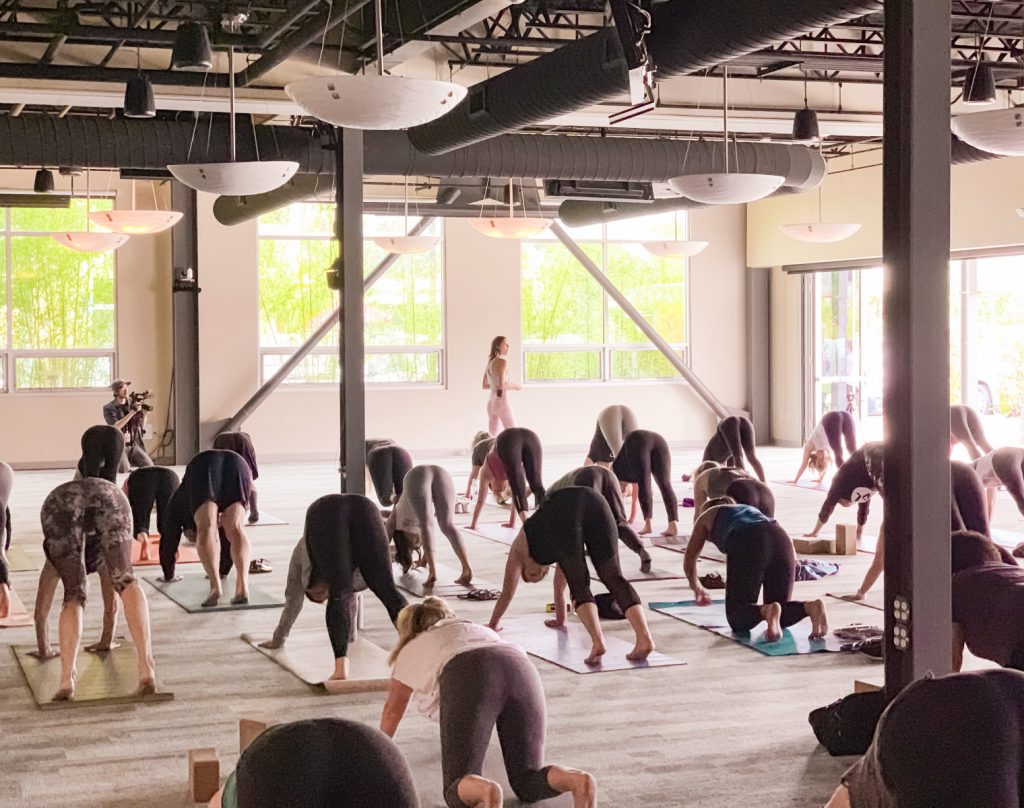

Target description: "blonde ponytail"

left=388, top=596, right=456, bottom=665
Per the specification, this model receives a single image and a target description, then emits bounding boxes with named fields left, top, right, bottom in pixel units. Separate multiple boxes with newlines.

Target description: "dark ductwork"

left=406, top=0, right=882, bottom=156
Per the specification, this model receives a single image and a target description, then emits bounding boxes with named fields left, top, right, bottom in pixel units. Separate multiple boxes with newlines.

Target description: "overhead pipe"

left=550, top=221, right=730, bottom=420
left=222, top=215, right=437, bottom=432
left=407, top=0, right=882, bottom=155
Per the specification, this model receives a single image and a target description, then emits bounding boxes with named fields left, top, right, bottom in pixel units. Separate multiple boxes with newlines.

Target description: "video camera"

left=129, top=389, right=154, bottom=412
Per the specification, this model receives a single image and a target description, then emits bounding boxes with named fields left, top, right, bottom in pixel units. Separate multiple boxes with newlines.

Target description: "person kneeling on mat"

left=381, top=597, right=597, bottom=808
left=792, top=410, right=858, bottom=484
left=487, top=486, right=655, bottom=667
left=40, top=478, right=156, bottom=699
left=686, top=497, right=828, bottom=642
left=827, top=669, right=1024, bottom=808
left=387, top=464, right=474, bottom=588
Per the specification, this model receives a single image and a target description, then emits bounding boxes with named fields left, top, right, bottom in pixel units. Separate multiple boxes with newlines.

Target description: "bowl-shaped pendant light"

left=641, top=239, right=709, bottom=258
left=951, top=107, right=1024, bottom=156
left=52, top=169, right=131, bottom=253
left=88, top=180, right=183, bottom=234
left=779, top=222, right=862, bottom=243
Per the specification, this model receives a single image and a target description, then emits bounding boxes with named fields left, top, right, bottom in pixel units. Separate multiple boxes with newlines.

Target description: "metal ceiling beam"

left=260, top=0, right=323, bottom=48
left=99, top=0, right=165, bottom=68
left=0, top=20, right=255, bottom=48
left=39, top=33, right=67, bottom=64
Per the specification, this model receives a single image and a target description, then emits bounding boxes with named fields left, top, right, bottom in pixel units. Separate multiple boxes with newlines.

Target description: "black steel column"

left=170, top=181, right=200, bottom=463
left=335, top=127, right=365, bottom=494
left=882, top=0, right=952, bottom=695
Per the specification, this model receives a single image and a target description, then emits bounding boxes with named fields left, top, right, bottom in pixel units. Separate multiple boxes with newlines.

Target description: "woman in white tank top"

left=482, top=335, right=518, bottom=434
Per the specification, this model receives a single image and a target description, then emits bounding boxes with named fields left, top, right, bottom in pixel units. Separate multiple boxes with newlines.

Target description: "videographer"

left=103, top=379, right=154, bottom=470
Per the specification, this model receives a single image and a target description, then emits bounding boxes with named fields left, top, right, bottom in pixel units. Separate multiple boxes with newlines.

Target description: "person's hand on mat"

left=803, top=529, right=820, bottom=538
left=693, top=586, right=712, bottom=606
left=0, top=582, right=9, bottom=618
left=258, top=637, right=284, bottom=650
left=486, top=619, right=503, bottom=633
left=85, top=639, right=122, bottom=653
left=838, top=591, right=865, bottom=602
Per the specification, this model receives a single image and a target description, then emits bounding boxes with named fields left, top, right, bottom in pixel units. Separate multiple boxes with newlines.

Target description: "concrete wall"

left=2, top=180, right=749, bottom=466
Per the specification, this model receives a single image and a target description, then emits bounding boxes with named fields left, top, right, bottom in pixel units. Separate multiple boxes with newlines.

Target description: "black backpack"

left=808, top=690, right=887, bottom=756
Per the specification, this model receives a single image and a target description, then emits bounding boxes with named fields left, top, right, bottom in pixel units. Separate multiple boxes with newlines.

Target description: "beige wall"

left=0, top=170, right=173, bottom=467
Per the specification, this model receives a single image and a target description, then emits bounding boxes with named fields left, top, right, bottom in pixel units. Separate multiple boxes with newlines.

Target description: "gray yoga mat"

left=144, top=572, right=284, bottom=613
left=393, top=563, right=494, bottom=598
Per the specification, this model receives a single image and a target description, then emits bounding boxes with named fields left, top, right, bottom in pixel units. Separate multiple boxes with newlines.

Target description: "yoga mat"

left=246, top=512, right=287, bottom=527
left=826, top=592, right=883, bottom=612
left=144, top=572, right=284, bottom=613
left=404, top=736, right=575, bottom=808
left=991, top=528, right=1024, bottom=551
left=772, top=479, right=828, bottom=492
left=393, top=563, right=492, bottom=598
left=650, top=533, right=726, bottom=563
left=463, top=522, right=517, bottom=546
left=131, top=534, right=200, bottom=567
left=497, top=615, right=685, bottom=674
left=588, top=557, right=682, bottom=583
left=649, top=600, right=848, bottom=656
left=12, top=644, right=173, bottom=710
left=240, top=631, right=390, bottom=695
left=6, top=544, right=42, bottom=572
left=0, top=588, right=33, bottom=628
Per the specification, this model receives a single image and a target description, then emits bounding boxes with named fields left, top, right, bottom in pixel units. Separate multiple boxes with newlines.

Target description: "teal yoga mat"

left=648, top=600, right=850, bottom=656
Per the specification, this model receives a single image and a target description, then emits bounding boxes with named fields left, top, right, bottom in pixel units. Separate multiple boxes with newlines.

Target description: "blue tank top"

left=710, top=504, right=774, bottom=554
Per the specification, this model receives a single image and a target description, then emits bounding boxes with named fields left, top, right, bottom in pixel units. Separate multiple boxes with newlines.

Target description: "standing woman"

left=612, top=429, right=679, bottom=536
left=792, top=410, right=859, bottom=484
left=468, top=427, right=545, bottom=530
left=488, top=486, right=656, bottom=667
left=686, top=498, right=828, bottom=642
left=584, top=404, right=639, bottom=466
left=213, top=431, right=261, bottom=523
left=702, top=415, right=766, bottom=482
left=387, top=465, right=474, bottom=588
left=179, top=449, right=253, bottom=607
left=482, top=335, right=519, bottom=435
left=381, top=597, right=596, bottom=808
left=304, top=494, right=407, bottom=683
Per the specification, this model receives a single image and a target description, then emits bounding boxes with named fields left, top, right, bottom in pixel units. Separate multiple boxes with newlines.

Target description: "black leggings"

left=78, top=425, right=125, bottom=483
left=724, top=522, right=805, bottom=632
left=495, top=427, right=545, bottom=515
left=950, top=404, right=993, bottom=460
left=820, top=410, right=858, bottom=466
left=992, top=447, right=1024, bottom=518
left=725, top=478, right=776, bottom=518
left=0, top=461, right=12, bottom=552
left=951, top=461, right=989, bottom=536
left=304, top=494, right=407, bottom=658
left=367, top=445, right=412, bottom=507
left=702, top=416, right=766, bottom=482
left=572, top=466, right=647, bottom=559
left=613, top=429, right=678, bottom=523
left=125, top=466, right=180, bottom=537
left=440, top=645, right=559, bottom=808
left=235, top=718, right=420, bottom=808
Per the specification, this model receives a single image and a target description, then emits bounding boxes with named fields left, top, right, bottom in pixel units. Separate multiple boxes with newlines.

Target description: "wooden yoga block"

left=792, top=537, right=835, bottom=555
left=240, top=716, right=279, bottom=752
left=188, top=747, right=220, bottom=803
left=835, top=524, right=859, bottom=556
left=854, top=678, right=882, bottom=694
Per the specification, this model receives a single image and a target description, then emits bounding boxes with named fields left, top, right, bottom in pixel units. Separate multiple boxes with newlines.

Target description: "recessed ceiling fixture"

left=52, top=170, right=130, bottom=253
left=668, top=68, right=784, bottom=205
left=171, top=21, right=213, bottom=71
left=89, top=180, right=183, bottom=235
left=284, top=0, right=466, bottom=129
left=468, top=179, right=551, bottom=240
left=951, top=107, right=1024, bottom=156
left=33, top=168, right=54, bottom=193
left=641, top=213, right=708, bottom=257
left=372, top=178, right=440, bottom=254
left=168, top=20, right=298, bottom=196
left=780, top=179, right=861, bottom=244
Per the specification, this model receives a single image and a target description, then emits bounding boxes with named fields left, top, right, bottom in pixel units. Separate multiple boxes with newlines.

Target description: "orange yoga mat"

left=131, top=534, right=200, bottom=566
left=0, top=588, right=33, bottom=628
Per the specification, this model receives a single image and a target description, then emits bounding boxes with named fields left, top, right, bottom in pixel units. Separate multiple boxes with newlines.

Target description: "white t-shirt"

left=973, top=452, right=1001, bottom=488
left=391, top=619, right=504, bottom=719
left=808, top=422, right=830, bottom=452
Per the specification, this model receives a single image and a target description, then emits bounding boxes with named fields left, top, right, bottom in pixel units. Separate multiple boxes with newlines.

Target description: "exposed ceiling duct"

left=406, top=0, right=882, bottom=156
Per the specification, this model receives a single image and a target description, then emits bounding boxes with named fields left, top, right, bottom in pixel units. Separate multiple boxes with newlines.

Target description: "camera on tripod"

left=129, top=389, right=154, bottom=412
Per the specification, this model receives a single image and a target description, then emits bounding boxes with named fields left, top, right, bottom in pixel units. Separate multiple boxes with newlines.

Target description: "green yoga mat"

left=649, top=600, right=849, bottom=656
left=6, top=545, right=42, bottom=572
left=144, top=572, right=284, bottom=613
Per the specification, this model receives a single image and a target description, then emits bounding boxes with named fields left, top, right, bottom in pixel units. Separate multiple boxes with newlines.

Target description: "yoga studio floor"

left=0, top=446, right=1008, bottom=808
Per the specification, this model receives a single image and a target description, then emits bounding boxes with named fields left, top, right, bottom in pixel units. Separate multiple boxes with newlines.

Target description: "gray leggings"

left=440, top=644, right=559, bottom=808
left=397, top=465, right=469, bottom=560
left=950, top=404, right=993, bottom=460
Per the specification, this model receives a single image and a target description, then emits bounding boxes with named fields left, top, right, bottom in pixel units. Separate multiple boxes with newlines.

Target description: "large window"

left=258, top=204, right=445, bottom=385
left=0, top=199, right=116, bottom=391
left=521, top=211, right=689, bottom=383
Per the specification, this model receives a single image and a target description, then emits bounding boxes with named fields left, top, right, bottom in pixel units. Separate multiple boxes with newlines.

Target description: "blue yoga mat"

left=648, top=600, right=850, bottom=656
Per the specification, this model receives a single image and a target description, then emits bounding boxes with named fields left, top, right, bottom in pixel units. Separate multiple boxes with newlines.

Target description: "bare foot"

left=638, top=520, right=653, bottom=536
left=626, top=637, right=655, bottom=661
left=138, top=540, right=152, bottom=562
left=661, top=522, right=678, bottom=537
left=136, top=678, right=156, bottom=697
left=201, top=591, right=221, bottom=608
left=0, top=584, right=10, bottom=618
left=503, top=520, right=515, bottom=529
left=157, top=575, right=182, bottom=583
left=565, top=771, right=597, bottom=808
left=806, top=598, right=829, bottom=639
left=28, top=646, right=59, bottom=660
left=84, top=640, right=122, bottom=653
left=53, top=672, right=76, bottom=701
left=258, top=638, right=283, bottom=650
left=762, top=602, right=783, bottom=642
left=230, top=594, right=249, bottom=606
left=584, top=643, right=607, bottom=666
left=455, top=571, right=473, bottom=586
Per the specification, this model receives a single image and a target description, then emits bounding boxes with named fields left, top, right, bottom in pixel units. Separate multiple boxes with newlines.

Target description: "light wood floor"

left=0, top=446, right=1009, bottom=808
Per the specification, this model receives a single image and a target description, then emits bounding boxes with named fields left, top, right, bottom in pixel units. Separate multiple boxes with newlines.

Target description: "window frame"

left=256, top=208, right=447, bottom=388
left=0, top=200, right=119, bottom=394
left=520, top=215, right=691, bottom=386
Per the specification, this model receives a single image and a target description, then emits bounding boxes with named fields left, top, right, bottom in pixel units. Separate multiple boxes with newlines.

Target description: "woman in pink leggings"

left=482, top=335, right=518, bottom=434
